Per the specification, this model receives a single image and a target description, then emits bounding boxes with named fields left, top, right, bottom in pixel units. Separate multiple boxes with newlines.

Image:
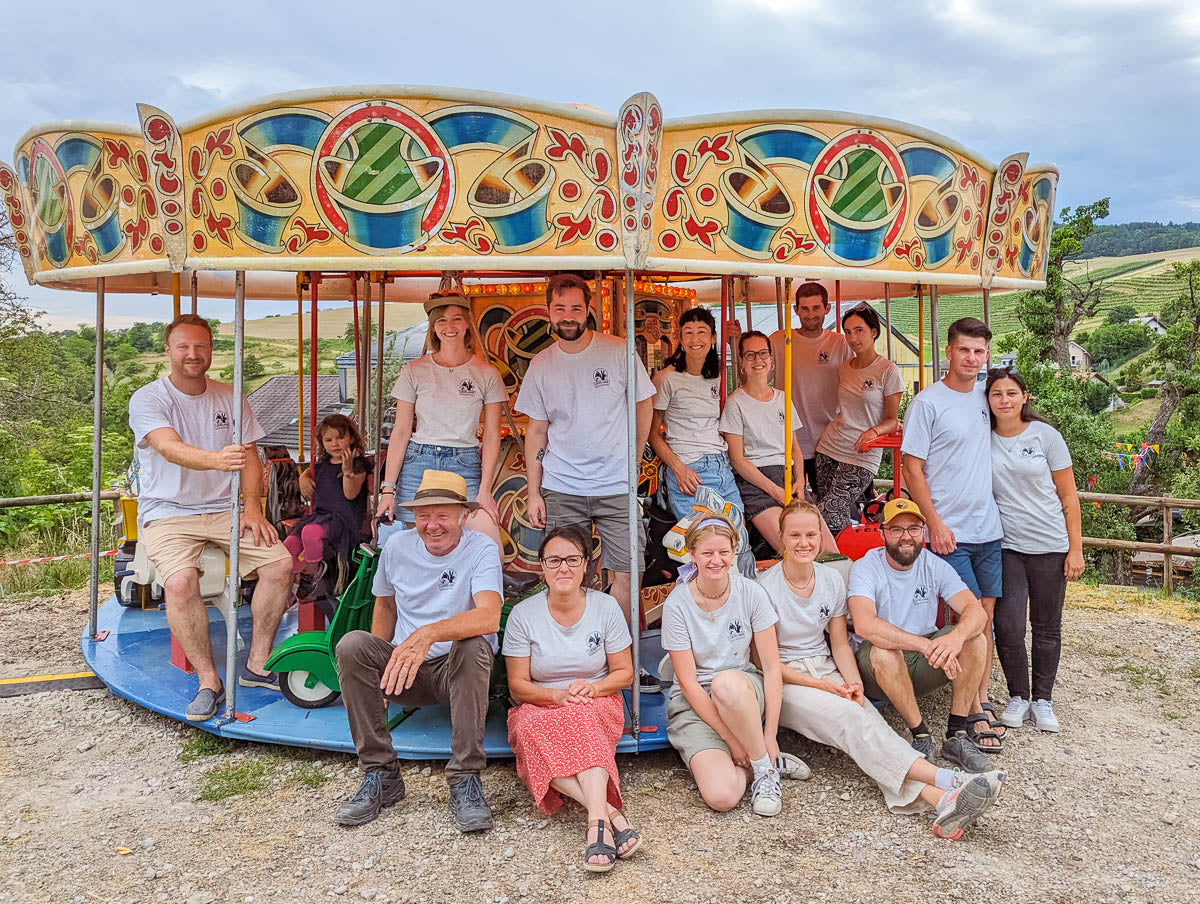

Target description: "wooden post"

left=775, top=277, right=784, bottom=331
left=1163, top=502, right=1174, bottom=596
left=917, top=284, right=926, bottom=391
left=296, top=275, right=305, bottom=464
left=884, top=282, right=893, bottom=360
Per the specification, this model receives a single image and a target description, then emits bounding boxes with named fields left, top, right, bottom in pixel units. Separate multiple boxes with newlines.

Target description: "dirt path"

left=2, top=587, right=1199, bottom=904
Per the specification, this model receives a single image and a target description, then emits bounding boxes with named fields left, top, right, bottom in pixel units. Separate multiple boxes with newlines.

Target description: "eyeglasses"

left=740, top=349, right=772, bottom=362
left=883, top=525, right=925, bottom=538
left=541, top=554, right=586, bottom=570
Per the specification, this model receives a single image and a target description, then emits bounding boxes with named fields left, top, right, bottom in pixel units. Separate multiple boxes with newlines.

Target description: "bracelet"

left=380, top=489, right=395, bottom=495
left=381, top=480, right=396, bottom=490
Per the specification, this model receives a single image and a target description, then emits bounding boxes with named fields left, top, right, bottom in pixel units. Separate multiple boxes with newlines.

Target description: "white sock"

left=750, top=755, right=772, bottom=777
left=934, top=768, right=957, bottom=791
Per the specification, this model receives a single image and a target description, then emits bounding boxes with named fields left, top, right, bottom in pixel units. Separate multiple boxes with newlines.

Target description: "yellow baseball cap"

left=882, top=497, right=925, bottom=525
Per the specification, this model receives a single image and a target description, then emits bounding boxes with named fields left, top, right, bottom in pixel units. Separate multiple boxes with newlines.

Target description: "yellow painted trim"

left=0, top=670, right=97, bottom=685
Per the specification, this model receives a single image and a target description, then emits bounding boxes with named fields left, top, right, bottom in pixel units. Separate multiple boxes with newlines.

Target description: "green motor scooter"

left=266, top=545, right=379, bottom=708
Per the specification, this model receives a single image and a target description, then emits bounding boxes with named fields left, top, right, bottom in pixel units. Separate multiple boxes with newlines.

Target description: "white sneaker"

left=750, top=768, right=782, bottom=817
left=637, top=667, right=662, bottom=694
left=932, top=773, right=1001, bottom=840
left=775, top=752, right=812, bottom=781
left=1031, top=699, right=1060, bottom=733
left=1000, top=696, right=1031, bottom=728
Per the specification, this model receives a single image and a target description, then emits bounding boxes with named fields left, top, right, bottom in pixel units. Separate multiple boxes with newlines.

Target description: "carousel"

left=0, top=85, right=1058, bottom=756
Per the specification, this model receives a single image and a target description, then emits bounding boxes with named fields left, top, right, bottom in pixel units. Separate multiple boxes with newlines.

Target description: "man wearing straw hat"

left=334, top=469, right=503, bottom=832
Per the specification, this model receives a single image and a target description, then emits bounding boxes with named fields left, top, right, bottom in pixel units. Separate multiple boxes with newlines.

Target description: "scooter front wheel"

left=279, top=669, right=340, bottom=709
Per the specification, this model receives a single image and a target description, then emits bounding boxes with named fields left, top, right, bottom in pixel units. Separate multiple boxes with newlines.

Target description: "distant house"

left=1129, top=315, right=1167, bottom=335
left=248, top=374, right=348, bottom=460
left=335, top=320, right=430, bottom=402
left=1068, top=340, right=1092, bottom=371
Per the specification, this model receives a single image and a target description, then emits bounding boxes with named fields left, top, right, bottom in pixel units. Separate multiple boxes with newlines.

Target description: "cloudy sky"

left=3, top=0, right=1198, bottom=327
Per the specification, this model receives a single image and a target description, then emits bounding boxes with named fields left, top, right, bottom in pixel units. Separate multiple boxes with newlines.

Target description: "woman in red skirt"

left=504, top=525, right=639, bottom=873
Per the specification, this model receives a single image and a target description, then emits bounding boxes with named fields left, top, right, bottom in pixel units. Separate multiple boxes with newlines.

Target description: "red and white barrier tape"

left=0, top=549, right=117, bottom=567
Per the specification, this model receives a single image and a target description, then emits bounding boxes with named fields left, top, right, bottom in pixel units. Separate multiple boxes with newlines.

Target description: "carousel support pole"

left=350, top=274, right=361, bottom=429
left=742, top=276, right=752, bottom=332
left=884, top=283, right=893, bottom=361
left=310, top=273, right=320, bottom=459
left=296, top=275, right=306, bottom=464
left=719, top=276, right=729, bottom=404
left=172, top=272, right=181, bottom=320
left=373, top=273, right=387, bottom=515
left=783, top=286, right=794, bottom=502
left=624, top=269, right=641, bottom=745
left=834, top=279, right=842, bottom=331
left=88, top=278, right=105, bottom=641
left=190, top=271, right=198, bottom=314
left=982, top=287, right=991, bottom=331
left=775, top=277, right=784, bottom=331
left=362, top=278, right=373, bottom=450
left=916, top=284, right=926, bottom=391
left=930, top=285, right=941, bottom=381
left=225, top=271, right=246, bottom=720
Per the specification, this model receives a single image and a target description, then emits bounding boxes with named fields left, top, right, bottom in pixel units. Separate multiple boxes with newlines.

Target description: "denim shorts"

left=663, top=452, right=742, bottom=521
left=390, top=442, right=482, bottom=524
left=936, top=539, right=1003, bottom=600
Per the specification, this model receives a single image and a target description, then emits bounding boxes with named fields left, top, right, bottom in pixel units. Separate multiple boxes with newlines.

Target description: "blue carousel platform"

left=81, top=598, right=672, bottom=757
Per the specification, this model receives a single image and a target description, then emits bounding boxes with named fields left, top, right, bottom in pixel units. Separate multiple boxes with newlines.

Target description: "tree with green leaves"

left=1016, top=198, right=1111, bottom=370
left=1105, top=303, right=1139, bottom=325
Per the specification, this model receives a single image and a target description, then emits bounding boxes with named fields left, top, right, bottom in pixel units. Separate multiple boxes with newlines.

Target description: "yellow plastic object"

left=118, top=496, right=138, bottom=542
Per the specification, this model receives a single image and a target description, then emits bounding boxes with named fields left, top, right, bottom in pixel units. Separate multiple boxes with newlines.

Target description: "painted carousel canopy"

left=2, top=86, right=1058, bottom=298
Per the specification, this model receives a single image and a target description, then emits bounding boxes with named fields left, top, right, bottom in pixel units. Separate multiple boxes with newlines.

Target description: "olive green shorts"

left=855, top=624, right=954, bottom=703
left=666, top=669, right=766, bottom=766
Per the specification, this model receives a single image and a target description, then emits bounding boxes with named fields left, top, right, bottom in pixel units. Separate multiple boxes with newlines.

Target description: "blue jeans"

left=377, top=442, right=483, bottom=547
left=663, top=453, right=742, bottom=521
left=936, top=539, right=1003, bottom=600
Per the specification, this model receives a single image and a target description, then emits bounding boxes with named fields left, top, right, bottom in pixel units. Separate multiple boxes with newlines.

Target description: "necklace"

left=692, top=578, right=731, bottom=622
left=782, top=566, right=816, bottom=598
left=994, top=423, right=1029, bottom=453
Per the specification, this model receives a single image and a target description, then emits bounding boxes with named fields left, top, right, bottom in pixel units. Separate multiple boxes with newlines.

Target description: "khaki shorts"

left=855, top=624, right=954, bottom=703
left=666, top=669, right=766, bottom=765
left=543, top=488, right=645, bottom=573
left=141, top=511, right=291, bottom=582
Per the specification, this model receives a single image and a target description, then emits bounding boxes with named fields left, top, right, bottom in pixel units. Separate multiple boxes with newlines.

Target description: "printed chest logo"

left=819, top=605, right=831, bottom=620
left=818, top=351, right=830, bottom=363
left=778, top=409, right=786, bottom=424
left=1019, top=445, right=1037, bottom=458
left=981, top=408, right=989, bottom=422
left=214, top=411, right=229, bottom=430
left=710, top=384, right=719, bottom=399
left=726, top=618, right=746, bottom=640
left=862, top=378, right=876, bottom=390
left=586, top=630, right=603, bottom=655
left=913, top=585, right=929, bottom=603
left=593, top=367, right=610, bottom=387
left=438, top=568, right=457, bottom=591
left=457, top=378, right=477, bottom=397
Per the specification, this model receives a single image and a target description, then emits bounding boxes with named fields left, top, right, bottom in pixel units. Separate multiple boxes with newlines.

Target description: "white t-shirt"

left=501, top=589, right=632, bottom=689
left=372, top=528, right=503, bottom=659
left=129, top=377, right=264, bottom=525
left=660, top=574, right=779, bottom=698
left=990, top=420, right=1073, bottom=554
left=719, top=387, right=801, bottom=468
left=816, top=355, right=904, bottom=471
left=847, top=547, right=969, bottom=639
left=391, top=355, right=507, bottom=448
left=653, top=369, right=725, bottom=462
left=769, top=329, right=852, bottom=458
left=758, top=561, right=847, bottom=662
left=514, top=332, right=655, bottom=496
left=901, top=381, right=1003, bottom=543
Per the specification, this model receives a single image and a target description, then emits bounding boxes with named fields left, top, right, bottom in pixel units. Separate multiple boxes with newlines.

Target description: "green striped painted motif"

left=34, top=158, right=64, bottom=227
left=341, top=123, right=420, bottom=204
left=830, top=149, right=889, bottom=221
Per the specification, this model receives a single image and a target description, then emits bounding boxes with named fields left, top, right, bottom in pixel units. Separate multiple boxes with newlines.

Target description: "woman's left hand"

left=843, top=682, right=866, bottom=707
left=566, top=679, right=595, bottom=704
left=474, top=490, right=500, bottom=525
left=1065, top=549, right=1085, bottom=581
left=853, top=429, right=877, bottom=453
left=764, top=732, right=780, bottom=764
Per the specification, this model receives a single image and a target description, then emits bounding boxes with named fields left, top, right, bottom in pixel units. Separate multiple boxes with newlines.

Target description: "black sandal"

left=979, top=702, right=1008, bottom=740
left=584, top=820, right=617, bottom=873
left=610, top=811, right=642, bottom=859
left=966, top=713, right=1004, bottom=754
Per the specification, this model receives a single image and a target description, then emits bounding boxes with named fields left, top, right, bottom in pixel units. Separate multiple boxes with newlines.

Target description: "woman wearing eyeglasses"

left=376, top=292, right=506, bottom=547
left=503, top=525, right=640, bottom=873
left=813, top=305, right=903, bottom=533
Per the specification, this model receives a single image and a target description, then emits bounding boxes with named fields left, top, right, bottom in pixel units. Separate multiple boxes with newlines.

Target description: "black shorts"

left=735, top=465, right=786, bottom=520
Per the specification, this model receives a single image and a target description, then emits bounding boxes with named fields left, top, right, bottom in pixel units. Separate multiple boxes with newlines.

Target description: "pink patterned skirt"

left=506, top=693, right=626, bottom=815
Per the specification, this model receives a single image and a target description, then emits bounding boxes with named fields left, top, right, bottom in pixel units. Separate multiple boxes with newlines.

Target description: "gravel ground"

left=2, top=587, right=1199, bottom=904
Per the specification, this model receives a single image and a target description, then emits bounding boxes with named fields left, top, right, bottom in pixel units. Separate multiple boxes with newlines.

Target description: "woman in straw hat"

left=503, top=524, right=640, bottom=873
left=377, top=292, right=506, bottom=546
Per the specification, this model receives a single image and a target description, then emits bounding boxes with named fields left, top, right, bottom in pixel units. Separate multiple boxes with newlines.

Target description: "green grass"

left=1102, top=661, right=1171, bottom=697
left=178, top=731, right=239, bottom=763
left=1110, top=398, right=1161, bottom=433
left=1186, top=667, right=1200, bottom=680
left=198, top=758, right=275, bottom=801
left=1066, top=259, right=1164, bottom=282
left=291, top=764, right=329, bottom=789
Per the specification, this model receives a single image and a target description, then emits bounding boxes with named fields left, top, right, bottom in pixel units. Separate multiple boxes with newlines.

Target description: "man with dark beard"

left=846, top=499, right=993, bottom=772
left=515, top=274, right=655, bottom=635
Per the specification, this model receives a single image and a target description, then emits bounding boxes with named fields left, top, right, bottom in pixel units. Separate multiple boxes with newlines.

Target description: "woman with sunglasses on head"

left=377, top=292, right=506, bottom=547
left=813, top=304, right=903, bottom=534
left=503, top=525, right=639, bottom=873
left=650, top=307, right=743, bottom=519
left=986, top=368, right=1083, bottom=734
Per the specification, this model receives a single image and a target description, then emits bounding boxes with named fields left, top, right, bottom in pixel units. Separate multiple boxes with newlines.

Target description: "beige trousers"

left=779, top=654, right=928, bottom=814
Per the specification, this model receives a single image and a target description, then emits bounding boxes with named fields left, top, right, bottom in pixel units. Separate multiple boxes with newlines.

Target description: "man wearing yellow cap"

left=334, top=470, right=503, bottom=833
left=847, top=498, right=995, bottom=773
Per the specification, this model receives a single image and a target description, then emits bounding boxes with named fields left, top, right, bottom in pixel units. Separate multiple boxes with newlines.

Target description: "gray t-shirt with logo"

left=501, top=589, right=632, bottom=689
left=392, top=355, right=507, bottom=448
left=654, top=369, right=725, bottom=462
left=758, top=561, right=847, bottom=662
left=847, top=546, right=969, bottom=640
left=816, top=356, right=904, bottom=471
left=661, top=573, right=778, bottom=698
left=769, top=329, right=852, bottom=458
left=372, top=528, right=503, bottom=659
left=129, top=377, right=264, bottom=525
left=515, top=332, right=655, bottom=496
left=901, top=380, right=1003, bottom=543
left=990, top=420, right=1073, bottom=554
left=719, top=387, right=801, bottom=468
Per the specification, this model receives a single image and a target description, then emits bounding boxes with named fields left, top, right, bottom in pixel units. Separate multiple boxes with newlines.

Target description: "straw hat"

left=397, top=469, right=480, bottom=510
left=423, top=291, right=471, bottom=314
left=882, top=497, right=925, bottom=525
